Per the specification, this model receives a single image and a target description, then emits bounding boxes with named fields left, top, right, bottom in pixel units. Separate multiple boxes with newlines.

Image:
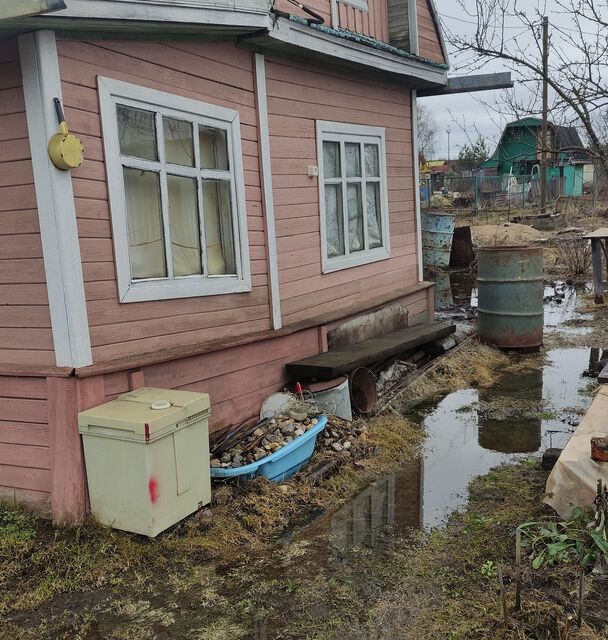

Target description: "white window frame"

left=317, top=121, right=390, bottom=273
left=334, top=0, right=368, bottom=16
left=98, top=76, right=251, bottom=303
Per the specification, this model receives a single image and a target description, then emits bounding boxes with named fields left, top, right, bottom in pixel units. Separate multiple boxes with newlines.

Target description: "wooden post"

left=128, top=369, right=145, bottom=391
left=497, top=564, right=510, bottom=626
left=48, top=375, right=105, bottom=525
left=591, top=238, right=604, bottom=304
left=540, top=16, right=550, bottom=215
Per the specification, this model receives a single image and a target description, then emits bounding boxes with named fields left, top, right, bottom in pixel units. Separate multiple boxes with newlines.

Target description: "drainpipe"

left=0, top=0, right=67, bottom=21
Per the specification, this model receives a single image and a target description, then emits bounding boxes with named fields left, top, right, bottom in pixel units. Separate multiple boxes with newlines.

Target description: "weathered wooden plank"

left=598, top=363, right=608, bottom=384
left=286, top=321, right=455, bottom=379
left=0, top=442, right=50, bottom=469
left=0, top=422, right=49, bottom=447
left=47, top=377, right=90, bottom=525
left=0, top=464, right=50, bottom=493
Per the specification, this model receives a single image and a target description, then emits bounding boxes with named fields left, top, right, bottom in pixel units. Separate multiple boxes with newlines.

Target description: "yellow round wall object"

left=48, top=130, right=84, bottom=170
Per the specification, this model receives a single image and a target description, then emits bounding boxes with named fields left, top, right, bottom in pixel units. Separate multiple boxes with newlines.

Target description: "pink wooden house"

left=0, top=0, right=509, bottom=524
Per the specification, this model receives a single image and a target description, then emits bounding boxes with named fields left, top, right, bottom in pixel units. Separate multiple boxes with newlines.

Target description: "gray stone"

left=210, top=458, right=222, bottom=468
left=342, top=441, right=351, bottom=450
left=331, top=442, right=343, bottom=453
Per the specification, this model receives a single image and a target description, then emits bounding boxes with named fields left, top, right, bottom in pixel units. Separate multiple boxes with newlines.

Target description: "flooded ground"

left=4, top=274, right=607, bottom=640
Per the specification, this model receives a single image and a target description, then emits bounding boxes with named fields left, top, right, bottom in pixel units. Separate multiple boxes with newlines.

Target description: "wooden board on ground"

left=599, top=363, right=608, bottom=384
left=286, top=321, right=455, bottom=380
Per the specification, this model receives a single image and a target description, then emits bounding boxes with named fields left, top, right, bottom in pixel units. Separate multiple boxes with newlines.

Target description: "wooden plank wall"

left=0, top=38, right=55, bottom=367
left=102, top=328, right=321, bottom=433
left=0, top=376, right=51, bottom=515
left=265, top=58, right=418, bottom=327
left=337, top=0, right=389, bottom=42
left=417, top=0, right=445, bottom=63
left=56, top=40, right=271, bottom=365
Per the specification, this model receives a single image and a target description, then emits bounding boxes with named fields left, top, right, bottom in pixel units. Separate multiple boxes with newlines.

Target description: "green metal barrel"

left=477, top=246, right=544, bottom=350
left=422, top=213, right=455, bottom=272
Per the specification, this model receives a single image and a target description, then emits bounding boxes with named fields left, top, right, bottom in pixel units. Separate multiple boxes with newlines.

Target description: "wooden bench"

left=286, top=321, right=455, bottom=380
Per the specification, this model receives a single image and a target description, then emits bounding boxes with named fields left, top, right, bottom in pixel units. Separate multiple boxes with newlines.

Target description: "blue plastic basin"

left=210, top=416, right=328, bottom=482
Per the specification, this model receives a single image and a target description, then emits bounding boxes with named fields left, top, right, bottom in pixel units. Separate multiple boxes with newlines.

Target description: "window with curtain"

left=98, top=77, right=251, bottom=303
left=317, top=121, right=390, bottom=272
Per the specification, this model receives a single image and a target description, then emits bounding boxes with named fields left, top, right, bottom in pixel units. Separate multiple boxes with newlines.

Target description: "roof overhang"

left=0, top=0, right=270, bottom=37
left=238, top=17, right=448, bottom=88
left=418, top=72, right=513, bottom=97
left=0, top=0, right=66, bottom=21
left=0, top=0, right=449, bottom=90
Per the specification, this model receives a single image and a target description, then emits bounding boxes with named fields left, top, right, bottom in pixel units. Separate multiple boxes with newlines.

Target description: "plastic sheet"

left=545, top=387, right=608, bottom=518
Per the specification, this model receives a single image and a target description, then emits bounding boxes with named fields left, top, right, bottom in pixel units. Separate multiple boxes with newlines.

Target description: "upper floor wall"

left=276, top=0, right=446, bottom=61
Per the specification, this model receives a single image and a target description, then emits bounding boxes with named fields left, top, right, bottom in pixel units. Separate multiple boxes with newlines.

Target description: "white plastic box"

left=78, top=387, right=211, bottom=537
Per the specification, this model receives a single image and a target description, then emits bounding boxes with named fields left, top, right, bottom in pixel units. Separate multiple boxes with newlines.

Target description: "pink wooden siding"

left=337, top=0, right=389, bottom=42
left=0, top=39, right=55, bottom=367
left=56, top=40, right=271, bottom=365
left=265, top=58, right=417, bottom=327
left=0, top=376, right=51, bottom=514
left=417, top=0, right=445, bottom=64
left=100, top=328, right=321, bottom=433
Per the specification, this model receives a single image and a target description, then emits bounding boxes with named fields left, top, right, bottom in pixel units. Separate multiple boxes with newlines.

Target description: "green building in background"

left=482, top=117, right=594, bottom=197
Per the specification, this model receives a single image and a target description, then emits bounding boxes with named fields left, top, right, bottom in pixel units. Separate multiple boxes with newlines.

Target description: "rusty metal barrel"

left=477, top=246, right=544, bottom=350
left=422, top=212, right=455, bottom=272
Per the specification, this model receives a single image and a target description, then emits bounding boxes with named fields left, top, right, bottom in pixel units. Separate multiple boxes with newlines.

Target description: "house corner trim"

left=254, top=53, right=282, bottom=330
left=411, top=89, right=423, bottom=282
left=19, top=30, right=93, bottom=368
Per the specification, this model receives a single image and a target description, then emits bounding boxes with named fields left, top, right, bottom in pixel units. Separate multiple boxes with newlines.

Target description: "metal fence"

left=420, top=174, right=568, bottom=210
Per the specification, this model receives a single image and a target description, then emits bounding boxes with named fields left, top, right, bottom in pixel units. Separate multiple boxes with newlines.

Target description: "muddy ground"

left=2, top=209, right=608, bottom=639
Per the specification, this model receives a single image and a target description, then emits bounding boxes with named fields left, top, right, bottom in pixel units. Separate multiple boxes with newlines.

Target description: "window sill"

left=322, top=247, right=391, bottom=274
left=119, top=277, right=252, bottom=303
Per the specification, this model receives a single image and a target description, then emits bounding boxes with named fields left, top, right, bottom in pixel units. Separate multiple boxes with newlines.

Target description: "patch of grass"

left=400, top=340, right=511, bottom=409
left=222, top=461, right=607, bottom=640
left=0, top=413, right=423, bottom=638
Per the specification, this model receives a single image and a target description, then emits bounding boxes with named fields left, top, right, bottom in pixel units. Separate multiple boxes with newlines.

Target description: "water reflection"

left=317, top=348, right=596, bottom=546
left=477, top=367, right=543, bottom=453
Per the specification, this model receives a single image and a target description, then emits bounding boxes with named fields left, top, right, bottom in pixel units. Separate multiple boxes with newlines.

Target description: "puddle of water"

left=280, top=347, right=596, bottom=555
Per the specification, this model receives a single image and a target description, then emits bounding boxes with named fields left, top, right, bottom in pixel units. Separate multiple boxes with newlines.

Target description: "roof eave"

left=238, top=17, right=448, bottom=88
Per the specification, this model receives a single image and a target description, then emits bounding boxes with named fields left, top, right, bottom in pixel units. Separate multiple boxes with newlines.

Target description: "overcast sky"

left=422, top=0, right=581, bottom=160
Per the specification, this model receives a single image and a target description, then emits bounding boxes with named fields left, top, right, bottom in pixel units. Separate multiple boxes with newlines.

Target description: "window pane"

left=203, top=180, right=236, bottom=275
left=117, top=105, right=157, bottom=160
left=325, top=183, right=344, bottom=258
left=163, top=117, right=194, bottom=167
left=323, top=141, right=341, bottom=179
left=123, top=168, right=166, bottom=279
left=167, top=175, right=202, bottom=277
left=345, top=142, right=361, bottom=178
left=347, top=183, right=364, bottom=252
left=366, top=182, right=382, bottom=249
left=365, top=144, right=380, bottom=177
left=200, top=127, right=229, bottom=170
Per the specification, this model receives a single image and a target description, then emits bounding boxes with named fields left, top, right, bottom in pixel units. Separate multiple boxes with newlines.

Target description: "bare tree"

left=446, top=0, right=608, bottom=177
left=418, top=104, right=438, bottom=160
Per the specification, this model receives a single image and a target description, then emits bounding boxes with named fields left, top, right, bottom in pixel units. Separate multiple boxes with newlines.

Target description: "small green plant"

left=518, top=481, right=608, bottom=571
left=480, top=560, right=497, bottom=577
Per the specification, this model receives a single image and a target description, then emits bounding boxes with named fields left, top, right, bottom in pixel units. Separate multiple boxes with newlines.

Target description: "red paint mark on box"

left=148, top=477, right=159, bottom=504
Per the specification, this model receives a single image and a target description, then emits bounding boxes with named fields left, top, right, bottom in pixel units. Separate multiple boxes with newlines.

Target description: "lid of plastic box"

left=78, top=387, right=210, bottom=437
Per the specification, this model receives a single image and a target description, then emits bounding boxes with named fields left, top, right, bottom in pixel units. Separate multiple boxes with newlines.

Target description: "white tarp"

left=545, top=386, right=608, bottom=519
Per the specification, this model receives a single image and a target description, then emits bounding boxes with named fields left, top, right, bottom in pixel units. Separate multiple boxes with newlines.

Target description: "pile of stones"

left=210, top=416, right=320, bottom=469
left=318, top=418, right=366, bottom=456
